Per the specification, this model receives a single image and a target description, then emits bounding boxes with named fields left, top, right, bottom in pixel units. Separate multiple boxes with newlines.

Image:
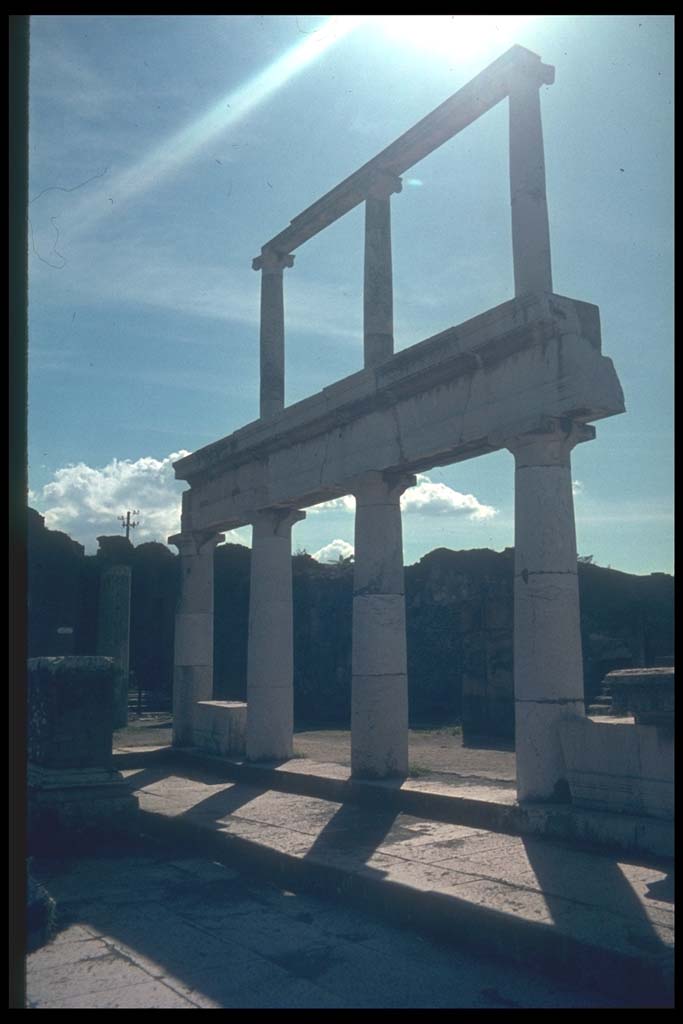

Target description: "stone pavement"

left=105, top=734, right=674, bottom=1007
left=26, top=722, right=673, bottom=1007
left=27, top=832, right=629, bottom=1009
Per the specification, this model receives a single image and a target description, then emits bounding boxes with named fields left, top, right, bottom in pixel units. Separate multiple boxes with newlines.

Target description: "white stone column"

left=364, top=173, right=402, bottom=369
left=252, top=249, right=295, bottom=419
left=246, top=507, right=305, bottom=761
left=351, top=470, right=416, bottom=778
left=506, top=418, right=594, bottom=801
left=509, top=66, right=553, bottom=296
left=170, top=531, right=222, bottom=747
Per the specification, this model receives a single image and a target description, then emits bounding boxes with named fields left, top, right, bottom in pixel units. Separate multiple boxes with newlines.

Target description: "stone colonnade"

left=171, top=55, right=594, bottom=799
left=172, top=417, right=591, bottom=798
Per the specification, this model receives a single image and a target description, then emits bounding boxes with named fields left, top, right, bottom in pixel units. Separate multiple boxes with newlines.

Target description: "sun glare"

left=372, top=15, right=538, bottom=63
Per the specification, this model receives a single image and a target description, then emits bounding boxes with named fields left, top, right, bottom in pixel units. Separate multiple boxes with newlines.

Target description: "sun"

left=371, top=15, right=538, bottom=63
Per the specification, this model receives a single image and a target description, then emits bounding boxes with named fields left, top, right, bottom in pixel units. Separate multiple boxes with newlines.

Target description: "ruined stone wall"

left=28, top=511, right=674, bottom=736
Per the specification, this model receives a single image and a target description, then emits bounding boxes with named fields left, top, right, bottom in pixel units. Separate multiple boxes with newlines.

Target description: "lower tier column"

left=507, top=419, right=594, bottom=800
left=351, top=471, right=415, bottom=778
left=246, top=508, right=305, bottom=761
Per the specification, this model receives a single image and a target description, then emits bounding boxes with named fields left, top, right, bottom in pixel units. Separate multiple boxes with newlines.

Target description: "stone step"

left=148, top=746, right=673, bottom=860
left=120, top=752, right=674, bottom=1008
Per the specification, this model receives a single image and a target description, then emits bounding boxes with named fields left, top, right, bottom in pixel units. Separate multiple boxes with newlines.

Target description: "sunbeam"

left=64, top=15, right=368, bottom=237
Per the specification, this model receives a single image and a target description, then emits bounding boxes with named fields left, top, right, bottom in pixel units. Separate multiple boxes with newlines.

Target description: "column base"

left=515, top=699, right=584, bottom=802
left=28, top=764, right=139, bottom=852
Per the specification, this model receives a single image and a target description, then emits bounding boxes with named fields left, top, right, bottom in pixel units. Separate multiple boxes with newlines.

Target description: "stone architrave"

left=246, top=507, right=305, bottom=762
left=28, top=656, right=138, bottom=846
left=364, top=172, right=402, bottom=369
left=252, top=250, right=295, bottom=420
left=96, top=564, right=131, bottom=730
left=351, top=470, right=416, bottom=778
left=171, top=530, right=223, bottom=747
left=506, top=418, right=594, bottom=801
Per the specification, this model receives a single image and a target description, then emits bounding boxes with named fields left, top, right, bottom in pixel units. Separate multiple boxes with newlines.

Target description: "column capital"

left=351, top=469, right=417, bottom=505
left=366, top=170, right=403, bottom=201
left=251, top=507, right=306, bottom=536
left=501, top=418, right=595, bottom=465
left=168, top=530, right=224, bottom=556
left=252, top=249, right=295, bottom=273
left=510, top=59, right=555, bottom=90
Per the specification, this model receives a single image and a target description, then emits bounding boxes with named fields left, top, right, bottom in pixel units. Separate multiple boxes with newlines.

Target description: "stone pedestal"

left=507, top=419, right=593, bottom=801
left=364, top=173, right=401, bottom=369
left=351, top=471, right=415, bottom=778
left=96, top=564, right=131, bottom=729
left=509, top=66, right=553, bottom=296
left=28, top=657, right=138, bottom=848
left=193, top=700, right=247, bottom=757
left=253, top=250, right=295, bottom=419
left=171, top=532, right=222, bottom=747
left=246, top=508, right=305, bottom=761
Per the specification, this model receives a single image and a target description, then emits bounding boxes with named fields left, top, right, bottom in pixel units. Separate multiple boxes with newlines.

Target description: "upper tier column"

left=246, top=506, right=306, bottom=762
left=170, top=530, right=223, bottom=747
left=364, top=172, right=402, bottom=369
left=252, top=249, right=295, bottom=419
left=351, top=470, right=416, bottom=778
left=509, top=64, right=553, bottom=296
left=506, top=418, right=594, bottom=801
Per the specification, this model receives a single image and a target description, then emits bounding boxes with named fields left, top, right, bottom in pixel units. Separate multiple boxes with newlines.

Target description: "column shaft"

left=509, top=73, right=553, bottom=296
left=254, top=250, right=294, bottom=420
left=508, top=421, right=593, bottom=800
left=246, top=508, right=305, bottom=761
left=351, top=471, right=415, bottom=778
left=172, top=533, right=220, bottom=747
left=364, top=195, right=394, bottom=368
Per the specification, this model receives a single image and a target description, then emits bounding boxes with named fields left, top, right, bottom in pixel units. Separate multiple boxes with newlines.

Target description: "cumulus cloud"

left=30, top=451, right=248, bottom=553
left=402, top=474, right=496, bottom=520
left=307, top=475, right=496, bottom=521
left=311, top=538, right=355, bottom=563
left=307, top=495, right=356, bottom=514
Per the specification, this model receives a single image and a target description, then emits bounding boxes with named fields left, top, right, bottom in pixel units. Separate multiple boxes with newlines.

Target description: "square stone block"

left=192, top=701, right=247, bottom=757
left=28, top=657, right=116, bottom=770
left=559, top=717, right=674, bottom=820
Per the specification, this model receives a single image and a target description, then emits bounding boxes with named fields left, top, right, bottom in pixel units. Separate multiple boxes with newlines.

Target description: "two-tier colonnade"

left=170, top=45, right=624, bottom=801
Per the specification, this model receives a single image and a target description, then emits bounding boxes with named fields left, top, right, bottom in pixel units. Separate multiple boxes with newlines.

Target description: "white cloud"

left=29, top=450, right=248, bottom=554
left=402, top=474, right=497, bottom=520
left=31, top=451, right=190, bottom=553
left=307, top=494, right=356, bottom=514
left=307, top=475, right=496, bottom=521
left=311, top=538, right=354, bottom=563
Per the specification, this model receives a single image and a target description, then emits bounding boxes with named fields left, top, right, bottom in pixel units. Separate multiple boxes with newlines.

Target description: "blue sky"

left=27, top=15, right=673, bottom=572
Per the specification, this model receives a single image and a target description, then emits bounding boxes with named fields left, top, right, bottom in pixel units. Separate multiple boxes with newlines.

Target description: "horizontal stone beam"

left=259, top=45, right=554, bottom=258
left=174, top=293, right=624, bottom=534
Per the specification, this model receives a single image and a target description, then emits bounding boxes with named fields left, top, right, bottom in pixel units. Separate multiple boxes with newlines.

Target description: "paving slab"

left=26, top=836, right=629, bottom=1008
left=114, top=753, right=674, bottom=1007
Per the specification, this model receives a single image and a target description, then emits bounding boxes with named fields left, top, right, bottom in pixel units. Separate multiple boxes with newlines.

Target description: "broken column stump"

left=96, top=564, right=132, bottom=730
